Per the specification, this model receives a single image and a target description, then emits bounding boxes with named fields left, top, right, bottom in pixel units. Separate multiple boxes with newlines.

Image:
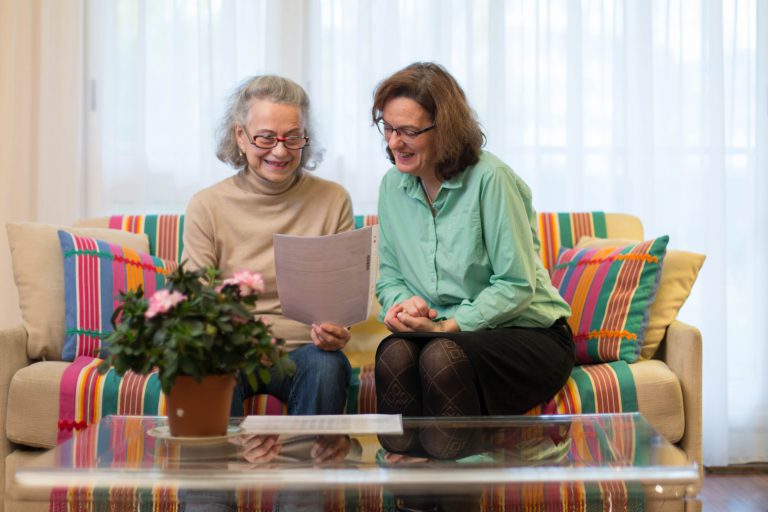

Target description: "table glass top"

left=17, top=413, right=698, bottom=497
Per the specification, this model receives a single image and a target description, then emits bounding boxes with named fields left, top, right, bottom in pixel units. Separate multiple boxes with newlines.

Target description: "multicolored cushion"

left=109, top=214, right=185, bottom=263
left=551, top=236, right=669, bottom=364
left=58, top=230, right=177, bottom=361
left=6, top=223, right=149, bottom=360
left=576, top=237, right=705, bottom=359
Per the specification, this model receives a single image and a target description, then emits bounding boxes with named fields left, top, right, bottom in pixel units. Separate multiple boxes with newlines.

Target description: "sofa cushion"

left=5, top=449, right=51, bottom=503
left=7, top=361, right=68, bottom=448
left=57, top=231, right=176, bottom=360
left=576, top=237, right=705, bottom=360
left=551, top=236, right=669, bottom=364
left=6, top=223, right=149, bottom=360
left=631, top=359, right=685, bottom=444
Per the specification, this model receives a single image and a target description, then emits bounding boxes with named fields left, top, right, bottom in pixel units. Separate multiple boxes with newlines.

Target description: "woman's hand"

left=241, top=434, right=282, bottom=464
left=384, top=296, right=459, bottom=333
left=399, top=296, right=438, bottom=319
left=311, top=322, right=350, bottom=351
left=384, top=296, right=439, bottom=333
left=310, top=435, right=352, bottom=463
left=395, top=313, right=460, bottom=333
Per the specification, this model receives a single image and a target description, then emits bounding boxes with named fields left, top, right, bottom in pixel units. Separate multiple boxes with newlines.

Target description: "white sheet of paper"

left=239, top=414, right=402, bottom=434
left=274, top=226, right=378, bottom=326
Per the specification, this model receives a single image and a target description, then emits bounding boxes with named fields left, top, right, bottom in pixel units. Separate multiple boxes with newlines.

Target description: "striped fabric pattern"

left=51, top=416, right=181, bottom=512
left=109, top=215, right=185, bottom=263
left=57, top=356, right=287, bottom=443
left=58, top=230, right=177, bottom=361
left=353, top=212, right=608, bottom=274
left=57, top=356, right=166, bottom=444
left=482, top=414, right=645, bottom=511
left=551, top=237, right=669, bottom=364
left=537, top=212, right=608, bottom=274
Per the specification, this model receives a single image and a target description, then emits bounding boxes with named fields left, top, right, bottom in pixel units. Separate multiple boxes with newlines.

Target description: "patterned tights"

left=375, top=337, right=482, bottom=459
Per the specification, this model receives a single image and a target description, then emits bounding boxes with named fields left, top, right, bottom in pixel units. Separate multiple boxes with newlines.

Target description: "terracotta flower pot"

left=165, top=374, right=236, bottom=437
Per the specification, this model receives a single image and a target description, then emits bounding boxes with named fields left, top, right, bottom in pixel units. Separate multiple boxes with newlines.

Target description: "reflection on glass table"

left=15, top=413, right=700, bottom=511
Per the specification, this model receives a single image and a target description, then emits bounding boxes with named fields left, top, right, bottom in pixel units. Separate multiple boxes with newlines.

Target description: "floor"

left=699, top=471, right=768, bottom=511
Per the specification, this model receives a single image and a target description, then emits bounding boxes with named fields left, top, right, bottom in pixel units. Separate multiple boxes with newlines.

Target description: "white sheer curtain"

left=86, top=0, right=767, bottom=466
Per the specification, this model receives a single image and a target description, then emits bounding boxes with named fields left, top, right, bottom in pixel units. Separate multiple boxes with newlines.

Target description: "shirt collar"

left=396, top=168, right=467, bottom=198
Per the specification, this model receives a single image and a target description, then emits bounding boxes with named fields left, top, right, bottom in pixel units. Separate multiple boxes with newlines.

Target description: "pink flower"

left=220, top=271, right=265, bottom=297
left=145, top=289, right=186, bottom=319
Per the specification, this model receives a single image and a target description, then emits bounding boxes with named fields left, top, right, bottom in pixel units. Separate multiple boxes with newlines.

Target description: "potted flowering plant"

left=98, top=263, right=294, bottom=437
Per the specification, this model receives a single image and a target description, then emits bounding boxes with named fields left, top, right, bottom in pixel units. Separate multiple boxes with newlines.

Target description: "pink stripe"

left=111, top=244, right=127, bottom=321
left=57, top=356, right=98, bottom=444
left=578, top=248, right=617, bottom=337
left=74, top=236, right=100, bottom=357
left=108, top=215, right=123, bottom=230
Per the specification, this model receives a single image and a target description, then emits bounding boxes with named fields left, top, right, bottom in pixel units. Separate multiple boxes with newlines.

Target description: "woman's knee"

left=419, top=338, right=469, bottom=377
left=375, top=337, right=418, bottom=365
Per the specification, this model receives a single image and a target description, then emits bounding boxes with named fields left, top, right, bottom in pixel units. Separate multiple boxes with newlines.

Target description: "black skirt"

left=380, top=318, right=575, bottom=415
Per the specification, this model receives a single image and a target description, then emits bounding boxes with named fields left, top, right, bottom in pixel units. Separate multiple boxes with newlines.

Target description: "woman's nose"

left=387, top=132, right=403, bottom=150
left=271, top=141, right=290, bottom=156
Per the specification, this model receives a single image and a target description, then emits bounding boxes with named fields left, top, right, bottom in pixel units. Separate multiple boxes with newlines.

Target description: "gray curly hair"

left=215, top=75, right=320, bottom=170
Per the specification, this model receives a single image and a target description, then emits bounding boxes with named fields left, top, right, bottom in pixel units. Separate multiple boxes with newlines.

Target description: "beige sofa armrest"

left=654, top=320, right=702, bottom=468
left=0, top=325, right=31, bottom=508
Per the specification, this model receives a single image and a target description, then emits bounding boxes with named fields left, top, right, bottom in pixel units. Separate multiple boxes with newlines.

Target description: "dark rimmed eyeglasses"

left=375, top=119, right=435, bottom=142
left=243, top=126, right=309, bottom=150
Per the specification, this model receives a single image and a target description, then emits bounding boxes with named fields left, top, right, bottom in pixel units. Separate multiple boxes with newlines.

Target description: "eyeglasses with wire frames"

left=242, top=126, right=310, bottom=150
left=375, top=118, right=435, bottom=142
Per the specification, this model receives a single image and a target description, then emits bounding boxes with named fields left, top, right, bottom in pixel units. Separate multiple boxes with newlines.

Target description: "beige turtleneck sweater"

left=182, top=168, right=354, bottom=346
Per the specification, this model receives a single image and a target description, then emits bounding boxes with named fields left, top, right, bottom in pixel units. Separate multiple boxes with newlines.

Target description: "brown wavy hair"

left=371, top=62, right=485, bottom=180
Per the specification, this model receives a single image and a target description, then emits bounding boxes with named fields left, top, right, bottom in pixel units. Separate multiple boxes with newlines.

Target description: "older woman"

left=372, top=63, right=575, bottom=459
left=183, top=75, right=353, bottom=417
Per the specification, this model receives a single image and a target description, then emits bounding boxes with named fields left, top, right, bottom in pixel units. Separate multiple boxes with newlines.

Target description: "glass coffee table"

left=16, top=413, right=700, bottom=511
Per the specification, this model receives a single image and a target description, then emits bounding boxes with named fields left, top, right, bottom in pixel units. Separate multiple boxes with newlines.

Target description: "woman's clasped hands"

left=383, top=296, right=458, bottom=333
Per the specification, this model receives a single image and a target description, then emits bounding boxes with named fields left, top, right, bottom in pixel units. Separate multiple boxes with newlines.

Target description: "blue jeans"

left=230, top=344, right=351, bottom=416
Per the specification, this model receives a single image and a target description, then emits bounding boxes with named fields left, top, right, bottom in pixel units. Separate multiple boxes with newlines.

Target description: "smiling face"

left=381, top=97, right=438, bottom=181
left=236, top=99, right=305, bottom=184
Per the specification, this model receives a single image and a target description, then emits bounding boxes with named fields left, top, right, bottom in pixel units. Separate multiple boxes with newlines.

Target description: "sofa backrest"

left=74, top=215, right=184, bottom=263
left=77, top=212, right=643, bottom=273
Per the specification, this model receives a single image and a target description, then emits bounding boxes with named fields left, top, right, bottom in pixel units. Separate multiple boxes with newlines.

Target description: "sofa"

left=1, top=212, right=704, bottom=512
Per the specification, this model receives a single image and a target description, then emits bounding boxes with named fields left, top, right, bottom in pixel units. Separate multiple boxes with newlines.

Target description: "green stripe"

left=143, top=215, right=158, bottom=256
left=592, top=211, right=607, bottom=237
left=610, top=361, right=638, bottom=411
left=63, top=249, right=114, bottom=259
left=558, top=212, right=574, bottom=247
left=142, top=372, right=163, bottom=415
left=101, top=368, right=120, bottom=416
left=354, top=215, right=364, bottom=229
left=177, top=215, right=186, bottom=262
left=66, top=328, right=108, bottom=338
left=569, top=366, right=597, bottom=412
left=345, top=367, right=361, bottom=414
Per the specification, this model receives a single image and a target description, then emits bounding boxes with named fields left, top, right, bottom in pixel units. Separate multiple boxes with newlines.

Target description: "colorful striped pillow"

left=550, top=236, right=668, bottom=364
left=58, top=231, right=177, bottom=361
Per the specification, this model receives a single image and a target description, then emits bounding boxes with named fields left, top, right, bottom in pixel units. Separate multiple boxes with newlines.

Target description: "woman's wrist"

left=436, top=318, right=460, bottom=333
